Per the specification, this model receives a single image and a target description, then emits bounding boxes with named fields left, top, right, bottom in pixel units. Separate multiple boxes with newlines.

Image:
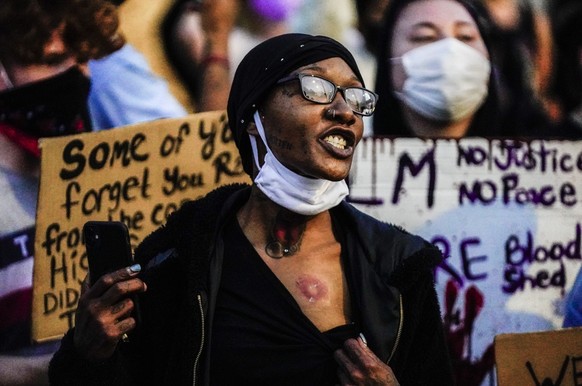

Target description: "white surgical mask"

left=393, top=37, right=491, bottom=122
left=249, top=111, right=348, bottom=216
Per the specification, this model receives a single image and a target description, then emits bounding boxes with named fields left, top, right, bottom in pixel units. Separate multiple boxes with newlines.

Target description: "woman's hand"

left=73, top=265, right=147, bottom=362
left=334, top=337, right=400, bottom=386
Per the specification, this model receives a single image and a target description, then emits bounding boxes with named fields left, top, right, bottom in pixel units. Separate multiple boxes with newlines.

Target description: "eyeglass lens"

left=300, top=76, right=376, bottom=116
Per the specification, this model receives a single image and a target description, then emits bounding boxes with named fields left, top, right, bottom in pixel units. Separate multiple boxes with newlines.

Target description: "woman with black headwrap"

left=50, top=33, right=453, bottom=386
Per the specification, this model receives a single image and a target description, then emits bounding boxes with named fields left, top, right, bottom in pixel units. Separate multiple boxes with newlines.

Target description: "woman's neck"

left=237, top=185, right=332, bottom=259
left=402, top=105, right=473, bottom=138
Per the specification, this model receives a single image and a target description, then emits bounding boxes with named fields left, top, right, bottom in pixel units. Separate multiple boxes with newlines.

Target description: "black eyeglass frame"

left=276, top=73, right=378, bottom=116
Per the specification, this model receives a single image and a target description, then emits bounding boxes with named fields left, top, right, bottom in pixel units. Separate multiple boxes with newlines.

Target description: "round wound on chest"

left=295, top=275, right=329, bottom=303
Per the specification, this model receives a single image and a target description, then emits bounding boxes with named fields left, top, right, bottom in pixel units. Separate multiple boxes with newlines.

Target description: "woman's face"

left=252, top=57, right=365, bottom=182
left=390, top=0, right=488, bottom=90
left=0, top=23, right=82, bottom=91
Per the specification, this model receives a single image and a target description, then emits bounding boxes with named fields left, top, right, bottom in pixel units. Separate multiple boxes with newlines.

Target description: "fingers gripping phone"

left=83, top=221, right=141, bottom=325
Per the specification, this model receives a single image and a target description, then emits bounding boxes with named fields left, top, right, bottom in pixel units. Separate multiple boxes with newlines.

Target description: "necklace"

left=265, top=211, right=306, bottom=258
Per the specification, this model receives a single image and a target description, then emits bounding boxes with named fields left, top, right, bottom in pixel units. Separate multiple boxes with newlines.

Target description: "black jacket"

left=49, top=184, right=454, bottom=385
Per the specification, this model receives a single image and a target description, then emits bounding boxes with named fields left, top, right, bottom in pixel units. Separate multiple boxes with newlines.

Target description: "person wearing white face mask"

left=373, top=0, right=573, bottom=139
left=373, top=0, right=502, bottom=138
left=391, top=37, right=491, bottom=124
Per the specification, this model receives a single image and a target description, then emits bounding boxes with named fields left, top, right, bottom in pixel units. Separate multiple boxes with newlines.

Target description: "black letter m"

left=392, top=147, right=436, bottom=208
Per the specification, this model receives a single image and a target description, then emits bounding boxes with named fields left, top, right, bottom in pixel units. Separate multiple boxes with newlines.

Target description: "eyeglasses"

left=276, top=73, right=378, bottom=116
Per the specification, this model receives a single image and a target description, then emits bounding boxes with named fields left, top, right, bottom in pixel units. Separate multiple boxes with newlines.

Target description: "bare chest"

left=260, top=243, right=352, bottom=332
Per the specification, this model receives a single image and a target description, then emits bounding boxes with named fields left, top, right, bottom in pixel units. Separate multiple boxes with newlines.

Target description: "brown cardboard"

left=495, top=327, right=582, bottom=386
left=32, top=111, right=250, bottom=342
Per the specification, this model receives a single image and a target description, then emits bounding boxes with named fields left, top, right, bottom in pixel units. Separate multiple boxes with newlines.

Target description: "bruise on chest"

left=295, top=274, right=329, bottom=303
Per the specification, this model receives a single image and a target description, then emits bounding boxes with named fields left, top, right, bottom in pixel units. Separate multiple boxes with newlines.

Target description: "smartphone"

left=83, top=221, right=134, bottom=285
left=83, top=221, right=141, bottom=324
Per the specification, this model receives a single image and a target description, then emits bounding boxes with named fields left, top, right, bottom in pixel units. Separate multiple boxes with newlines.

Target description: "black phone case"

left=83, top=221, right=134, bottom=286
left=83, top=221, right=141, bottom=325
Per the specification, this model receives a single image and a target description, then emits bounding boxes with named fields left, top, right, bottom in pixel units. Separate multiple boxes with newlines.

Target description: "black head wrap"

left=227, top=33, right=364, bottom=176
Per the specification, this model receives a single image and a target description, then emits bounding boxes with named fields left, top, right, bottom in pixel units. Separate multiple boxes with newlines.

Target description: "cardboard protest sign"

left=495, top=327, right=582, bottom=386
left=349, top=137, right=582, bottom=386
left=32, top=111, right=250, bottom=342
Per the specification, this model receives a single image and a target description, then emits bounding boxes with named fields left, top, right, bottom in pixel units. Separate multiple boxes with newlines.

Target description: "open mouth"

left=324, top=134, right=348, bottom=150
left=320, top=129, right=356, bottom=158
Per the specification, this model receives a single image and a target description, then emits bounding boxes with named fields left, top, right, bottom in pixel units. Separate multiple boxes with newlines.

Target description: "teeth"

left=324, top=135, right=347, bottom=149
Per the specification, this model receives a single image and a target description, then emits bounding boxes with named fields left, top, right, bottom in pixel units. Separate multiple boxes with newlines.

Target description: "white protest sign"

left=349, top=137, right=582, bottom=385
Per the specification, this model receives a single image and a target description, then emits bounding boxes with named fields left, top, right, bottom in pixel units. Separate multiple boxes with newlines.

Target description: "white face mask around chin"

left=249, top=111, right=348, bottom=216
left=393, top=37, right=491, bottom=122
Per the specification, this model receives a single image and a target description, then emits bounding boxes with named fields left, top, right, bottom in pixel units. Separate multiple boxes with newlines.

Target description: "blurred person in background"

left=0, top=0, right=184, bottom=383
left=162, top=0, right=211, bottom=109
left=291, top=0, right=378, bottom=90
left=563, top=265, right=582, bottom=328
left=373, top=0, right=502, bottom=138
left=354, top=0, right=391, bottom=58
left=372, top=0, right=569, bottom=139
left=0, top=0, right=120, bottom=383
left=557, top=0, right=582, bottom=302
left=88, top=42, right=188, bottom=130
left=473, top=0, right=556, bottom=134
left=548, top=0, right=582, bottom=138
left=89, top=0, right=187, bottom=130
left=163, top=0, right=303, bottom=112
